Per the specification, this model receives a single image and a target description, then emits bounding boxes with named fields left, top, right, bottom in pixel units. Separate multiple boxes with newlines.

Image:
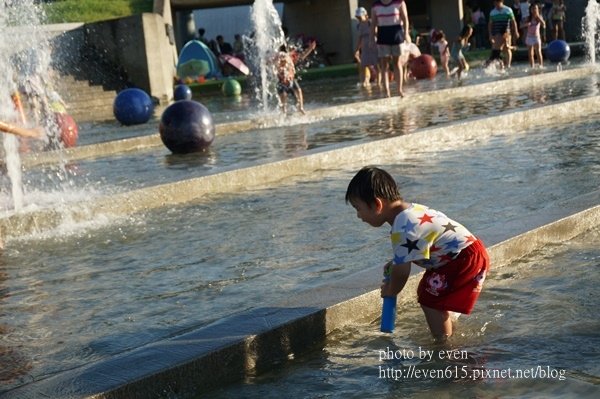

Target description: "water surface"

left=1, top=117, right=598, bottom=392
left=209, top=228, right=600, bottom=398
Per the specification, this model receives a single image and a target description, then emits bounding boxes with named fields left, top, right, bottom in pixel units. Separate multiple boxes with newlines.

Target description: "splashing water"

left=583, top=0, right=600, bottom=64
left=0, top=1, right=59, bottom=212
left=247, top=0, right=285, bottom=112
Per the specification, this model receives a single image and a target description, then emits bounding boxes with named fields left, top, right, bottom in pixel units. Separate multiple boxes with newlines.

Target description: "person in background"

left=511, top=0, right=523, bottom=43
left=214, top=35, right=233, bottom=56
left=196, top=28, right=209, bottom=45
left=450, top=25, right=474, bottom=79
left=525, top=2, right=546, bottom=69
left=541, top=0, right=553, bottom=43
left=551, top=0, right=566, bottom=41
left=432, top=30, right=450, bottom=77
left=232, top=34, right=244, bottom=59
left=354, top=7, right=380, bottom=87
left=518, top=0, right=531, bottom=43
left=371, top=0, right=411, bottom=98
left=487, top=0, right=519, bottom=68
left=275, top=40, right=316, bottom=114
left=472, top=6, right=488, bottom=49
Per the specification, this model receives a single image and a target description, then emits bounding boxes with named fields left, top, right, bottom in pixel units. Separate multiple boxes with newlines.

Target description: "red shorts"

left=417, top=239, right=490, bottom=315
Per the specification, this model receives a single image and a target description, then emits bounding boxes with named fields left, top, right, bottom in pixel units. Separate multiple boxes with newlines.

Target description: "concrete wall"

left=84, top=13, right=176, bottom=104
left=282, top=0, right=357, bottom=64
left=430, top=0, right=463, bottom=42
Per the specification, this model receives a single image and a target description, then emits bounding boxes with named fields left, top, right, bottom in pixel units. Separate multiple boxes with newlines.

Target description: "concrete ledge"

left=21, top=65, right=599, bottom=168
left=4, top=200, right=598, bottom=399
left=3, top=95, right=599, bottom=239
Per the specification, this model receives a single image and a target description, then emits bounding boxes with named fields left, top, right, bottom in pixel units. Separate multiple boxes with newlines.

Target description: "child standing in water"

left=354, top=7, right=380, bottom=87
left=275, top=40, right=316, bottom=115
left=525, top=3, right=546, bottom=69
left=450, top=25, right=474, bottom=79
left=345, top=167, right=490, bottom=342
left=432, top=31, right=450, bottom=77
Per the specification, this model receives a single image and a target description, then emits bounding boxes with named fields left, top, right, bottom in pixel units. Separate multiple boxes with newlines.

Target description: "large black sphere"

left=159, top=100, right=215, bottom=154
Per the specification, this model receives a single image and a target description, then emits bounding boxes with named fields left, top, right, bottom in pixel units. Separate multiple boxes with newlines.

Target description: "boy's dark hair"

left=345, top=167, right=402, bottom=205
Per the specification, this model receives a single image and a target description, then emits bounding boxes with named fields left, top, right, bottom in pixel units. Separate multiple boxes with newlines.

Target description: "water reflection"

left=0, top=261, right=32, bottom=386
left=210, top=230, right=600, bottom=398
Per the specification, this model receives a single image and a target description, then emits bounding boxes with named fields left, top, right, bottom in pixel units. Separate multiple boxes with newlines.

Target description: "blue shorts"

left=376, top=25, right=405, bottom=46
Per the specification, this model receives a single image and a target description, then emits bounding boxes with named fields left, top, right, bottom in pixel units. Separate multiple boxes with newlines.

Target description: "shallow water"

left=1, top=116, right=598, bottom=392
left=7, top=72, right=599, bottom=215
left=209, top=228, right=600, bottom=398
left=74, top=61, right=594, bottom=146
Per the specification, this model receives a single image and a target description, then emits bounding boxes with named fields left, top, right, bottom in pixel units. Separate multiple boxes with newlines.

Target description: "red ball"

left=55, top=113, right=78, bottom=148
left=411, top=54, right=438, bottom=79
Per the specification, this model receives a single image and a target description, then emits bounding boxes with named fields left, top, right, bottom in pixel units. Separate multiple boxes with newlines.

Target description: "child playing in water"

left=450, top=25, right=474, bottom=79
left=345, top=166, right=490, bottom=342
left=432, top=31, right=450, bottom=77
left=276, top=40, right=316, bottom=114
left=525, top=3, right=546, bottom=69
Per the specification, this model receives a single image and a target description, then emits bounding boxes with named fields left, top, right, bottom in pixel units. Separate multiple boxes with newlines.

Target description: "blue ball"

left=546, top=40, right=570, bottom=63
left=174, top=84, right=192, bottom=101
left=159, top=100, right=215, bottom=154
left=113, top=88, right=153, bottom=125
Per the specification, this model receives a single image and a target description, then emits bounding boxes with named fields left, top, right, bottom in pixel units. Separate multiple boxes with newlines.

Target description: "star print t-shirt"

left=391, top=203, right=477, bottom=269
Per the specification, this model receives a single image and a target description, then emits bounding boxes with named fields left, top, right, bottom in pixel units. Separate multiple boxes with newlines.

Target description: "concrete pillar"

left=84, top=13, right=175, bottom=104
left=430, top=0, right=462, bottom=42
left=153, top=0, right=179, bottom=68
left=142, top=13, right=176, bottom=103
left=175, top=10, right=196, bottom=50
left=282, top=0, right=357, bottom=65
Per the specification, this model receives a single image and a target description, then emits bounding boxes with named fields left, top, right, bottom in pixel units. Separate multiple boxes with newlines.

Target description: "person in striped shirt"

left=487, top=0, right=520, bottom=68
left=370, top=0, right=411, bottom=98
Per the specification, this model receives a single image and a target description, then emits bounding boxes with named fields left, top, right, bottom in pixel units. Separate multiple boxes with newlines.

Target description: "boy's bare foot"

left=398, top=90, right=404, bottom=98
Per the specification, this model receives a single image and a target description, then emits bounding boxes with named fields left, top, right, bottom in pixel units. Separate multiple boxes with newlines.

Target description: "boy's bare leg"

left=279, top=92, right=287, bottom=114
left=294, top=87, right=305, bottom=114
left=421, top=305, right=453, bottom=342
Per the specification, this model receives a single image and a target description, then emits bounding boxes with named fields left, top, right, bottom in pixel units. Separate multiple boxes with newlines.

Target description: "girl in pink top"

left=525, top=3, right=546, bottom=68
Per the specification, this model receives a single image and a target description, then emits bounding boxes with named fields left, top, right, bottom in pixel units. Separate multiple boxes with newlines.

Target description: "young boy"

left=345, top=167, right=490, bottom=342
left=276, top=40, right=316, bottom=115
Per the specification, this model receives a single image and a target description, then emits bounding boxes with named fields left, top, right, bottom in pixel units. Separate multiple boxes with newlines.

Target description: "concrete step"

left=54, top=73, right=119, bottom=120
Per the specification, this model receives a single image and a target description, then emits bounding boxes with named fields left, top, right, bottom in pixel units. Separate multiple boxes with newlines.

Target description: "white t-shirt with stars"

left=391, top=203, right=477, bottom=269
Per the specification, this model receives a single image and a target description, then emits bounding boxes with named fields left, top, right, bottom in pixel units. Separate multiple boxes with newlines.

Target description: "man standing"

left=488, top=0, right=519, bottom=68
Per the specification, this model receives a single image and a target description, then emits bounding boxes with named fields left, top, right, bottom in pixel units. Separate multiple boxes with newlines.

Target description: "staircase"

left=55, top=74, right=118, bottom=123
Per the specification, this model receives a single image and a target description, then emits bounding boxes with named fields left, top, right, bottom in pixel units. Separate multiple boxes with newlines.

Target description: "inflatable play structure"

left=177, top=40, right=222, bottom=79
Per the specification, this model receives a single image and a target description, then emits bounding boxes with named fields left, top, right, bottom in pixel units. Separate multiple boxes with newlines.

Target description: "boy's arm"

left=381, top=261, right=411, bottom=297
left=298, top=40, right=317, bottom=62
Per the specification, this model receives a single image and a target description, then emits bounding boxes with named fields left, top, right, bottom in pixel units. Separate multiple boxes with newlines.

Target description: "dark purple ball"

left=159, top=100, right=215, bottom=153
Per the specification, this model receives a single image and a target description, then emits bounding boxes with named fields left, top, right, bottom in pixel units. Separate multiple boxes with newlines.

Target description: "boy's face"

left=350, top=198, right=385, bottom=227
